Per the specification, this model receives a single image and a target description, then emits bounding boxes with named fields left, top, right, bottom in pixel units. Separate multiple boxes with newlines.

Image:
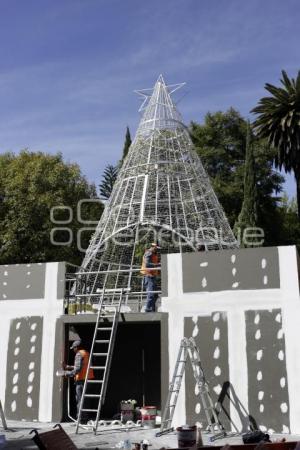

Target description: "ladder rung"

left=97, top=327, right=112, bottom=330
left=93, top=353, right=108, bottom=356
left=209, top=431, right=226, bottom=442
left=81, top=408, right=98, bottom=412
left=90, top=366, right=105, bottom=369
left=87, top=380, right=104, bottom=383
left=84, top=394, right=101, bottom=398
left=156, top=428, right=174, bottom=437
left=95, top=340, right=110, bottom=343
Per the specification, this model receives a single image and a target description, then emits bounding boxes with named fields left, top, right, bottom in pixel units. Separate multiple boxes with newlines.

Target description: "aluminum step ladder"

left=157, top=337, right=226, bottom=441
left=0, top=400, right=8, bottom=430
left=76, top=289, right=124, bottom=434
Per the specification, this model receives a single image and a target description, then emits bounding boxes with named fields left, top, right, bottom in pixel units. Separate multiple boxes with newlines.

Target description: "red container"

left=141, top=406, right=156, bottom=428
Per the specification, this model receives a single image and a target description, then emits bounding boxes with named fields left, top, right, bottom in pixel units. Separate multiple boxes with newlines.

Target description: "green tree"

left=234, top=123, right=258, bottom=247
left=190, top=108, right=284, bottom=246
left=277, top=194, right=300, bottom=248
left=0, top=151, right=102, bottom=265
left=251, top=70, right=300, bottom=219
left=99, top=164, right=118, bottom=199
left=98, top=127, right=132, bottom=200
left=122, top=126, right=132, bottom=161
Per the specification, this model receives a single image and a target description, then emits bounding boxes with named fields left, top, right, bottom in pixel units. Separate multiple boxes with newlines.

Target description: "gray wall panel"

left=0, top=264, right=46, bottom=300
left=161, top=254, right=168, bottom=297
left=245, top=309, right=290, bottom=433
left=184, top=313, right=230, bottom=429
left=57, top=262, right=66, bottom=300
left=182, top=247, right=280, bottom=293
left=5, top=317, right=43, bottom=421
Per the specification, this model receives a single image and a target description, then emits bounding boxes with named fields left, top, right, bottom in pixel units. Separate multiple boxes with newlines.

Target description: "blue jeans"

left=144, top=276, right=158, bottom=312
left=75, top=381, right=84, bottom=417
left=75, top=381, right=89, bottom=422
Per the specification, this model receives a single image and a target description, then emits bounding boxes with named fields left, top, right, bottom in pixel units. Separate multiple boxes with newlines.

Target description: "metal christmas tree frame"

left=73, top=75, right=237, bottom=309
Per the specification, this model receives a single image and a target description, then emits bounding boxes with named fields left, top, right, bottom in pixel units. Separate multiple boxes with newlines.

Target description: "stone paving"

left=1, top=421, right=299, bottom=450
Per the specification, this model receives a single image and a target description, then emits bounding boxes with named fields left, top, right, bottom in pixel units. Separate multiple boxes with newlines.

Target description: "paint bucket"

left=68, top=300, right=76, bottom=315
left=121, top=402, right=134, bottom=422
left=141, top=406, right=156, bottom=428
left=177, top=425, right=197, bottom=448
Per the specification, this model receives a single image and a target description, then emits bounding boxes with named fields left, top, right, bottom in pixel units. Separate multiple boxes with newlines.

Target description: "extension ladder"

left=157, top=337, right=226, bottom=441
left=76, top=289, right=124, bottom=434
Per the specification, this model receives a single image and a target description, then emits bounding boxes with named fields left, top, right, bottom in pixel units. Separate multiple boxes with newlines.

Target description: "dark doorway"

left=64, top=321, right=161, bottom=421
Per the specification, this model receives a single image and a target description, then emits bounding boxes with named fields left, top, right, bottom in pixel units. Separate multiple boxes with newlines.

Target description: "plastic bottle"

left=123, top=429, right=131, bottom=450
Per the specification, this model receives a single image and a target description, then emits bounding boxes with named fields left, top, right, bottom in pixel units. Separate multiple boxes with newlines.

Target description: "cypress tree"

left=122, top=126, right=132, bottom=161
left=234, top=122, right=259, bottom=247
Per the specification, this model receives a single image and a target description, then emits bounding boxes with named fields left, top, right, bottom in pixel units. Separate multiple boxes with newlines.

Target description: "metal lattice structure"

left=74, top=75, right=238, bottom=307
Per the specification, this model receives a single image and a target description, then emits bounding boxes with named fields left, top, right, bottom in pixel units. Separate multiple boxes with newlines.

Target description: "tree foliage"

left=277, top=195, right=300, bottom=248
left=251, top=70, right=300, bottom=218
left=0, top=151, right=102, bottom=265
left=122, top=126, right=132, bottom=161
left=190, top=108, right=285, bottom=246
left=98, top=128, right=132, bottom=200
left=234, top=123, right=259, bottom=246
left=99, top=164, right=119, bottom=200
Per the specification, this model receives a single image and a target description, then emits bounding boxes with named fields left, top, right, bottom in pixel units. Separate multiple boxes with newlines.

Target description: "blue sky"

left=0, top=0, right=299, bottom=196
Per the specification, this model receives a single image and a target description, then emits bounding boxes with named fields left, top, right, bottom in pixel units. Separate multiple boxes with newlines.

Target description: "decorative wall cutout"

left=245, top=309, right=290, bottom=433
left=5, top=317, right=43, bottom=420
left=182, top=247, right=280, bottom=293
left=184, top=312, right=230, bottom=429
left=0, top=264, right=46, bottom=300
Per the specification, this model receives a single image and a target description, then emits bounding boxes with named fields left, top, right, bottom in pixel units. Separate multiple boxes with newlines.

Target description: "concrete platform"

left=1, top=421, right=300, bottom=450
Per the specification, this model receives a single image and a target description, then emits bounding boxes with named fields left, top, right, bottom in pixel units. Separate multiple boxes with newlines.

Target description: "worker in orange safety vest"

left=140, top=243, right=160, bottom=312
left=65, top=339, right=94, bottom=422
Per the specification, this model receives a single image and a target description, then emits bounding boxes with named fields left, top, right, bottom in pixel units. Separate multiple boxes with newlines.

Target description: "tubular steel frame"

left=71, top=75, right=238, bottom=311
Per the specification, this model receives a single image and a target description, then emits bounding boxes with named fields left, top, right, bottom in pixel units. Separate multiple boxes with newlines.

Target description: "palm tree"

left=251, top=70, right=300, bottom=219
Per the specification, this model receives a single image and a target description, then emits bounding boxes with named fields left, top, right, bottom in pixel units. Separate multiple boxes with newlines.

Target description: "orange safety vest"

left=75, top=349, right=95, bottom=382
left=140, top=251, right=159, bottom=276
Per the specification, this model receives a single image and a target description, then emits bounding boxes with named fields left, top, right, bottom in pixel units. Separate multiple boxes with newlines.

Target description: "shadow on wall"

left=216, top=381, right=258, bottom=433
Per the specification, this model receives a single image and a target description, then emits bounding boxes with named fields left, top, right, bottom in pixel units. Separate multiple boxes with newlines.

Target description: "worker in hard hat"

left=64, top=339, right=94, bottom=423
left=140, top=243, right=160, bottom=312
